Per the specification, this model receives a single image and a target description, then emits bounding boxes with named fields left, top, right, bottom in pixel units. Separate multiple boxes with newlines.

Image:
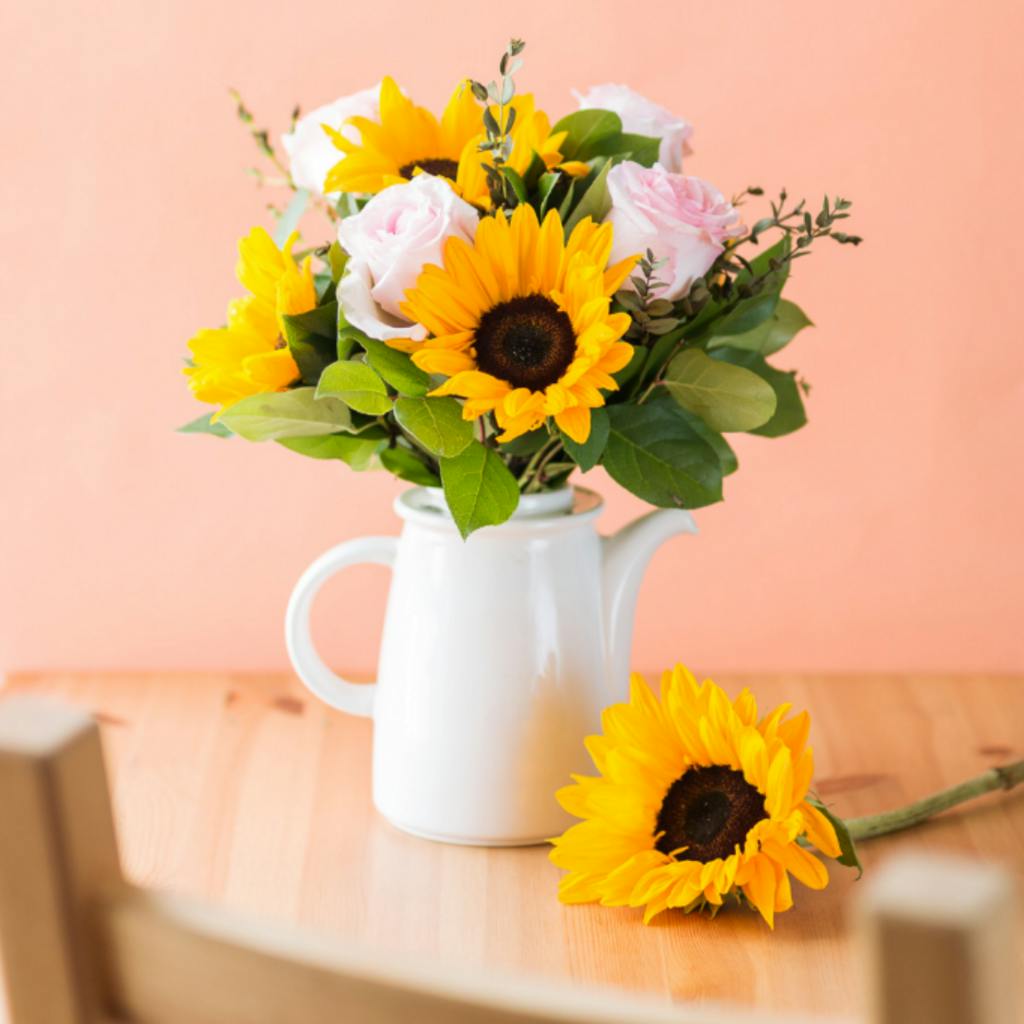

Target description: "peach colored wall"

left=2, top=0, right=1022, bottom=676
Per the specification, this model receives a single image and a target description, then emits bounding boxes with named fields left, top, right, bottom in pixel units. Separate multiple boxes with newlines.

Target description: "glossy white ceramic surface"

left=285, top=487, right=696, bottom=845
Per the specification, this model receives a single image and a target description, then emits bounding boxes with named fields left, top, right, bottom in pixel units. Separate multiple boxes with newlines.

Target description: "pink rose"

left=573, top=83, right=693, bottom=172
left=281, top=84, right=382, bottom=197
left=337, top=174, right=479, bottom=342
left=607, top=162, right=743, bottom=300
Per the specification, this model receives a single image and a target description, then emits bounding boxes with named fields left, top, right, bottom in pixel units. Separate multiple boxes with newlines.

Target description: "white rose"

left=607, top=161, right=743, bottom=301
left=337, top=175, right=479, bottom=342
left=281, top=84, right=382, bottom=196
left=573, top=83, right=693, bottom=173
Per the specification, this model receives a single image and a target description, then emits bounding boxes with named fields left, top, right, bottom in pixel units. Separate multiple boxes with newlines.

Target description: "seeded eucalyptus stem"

left=843, top=759, right=1024, bottom=843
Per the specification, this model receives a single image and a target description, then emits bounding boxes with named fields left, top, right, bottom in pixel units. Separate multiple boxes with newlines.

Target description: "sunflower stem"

left=522, top=438, right=566, bottom=493
left=844, top=759, right=1024, bottom=843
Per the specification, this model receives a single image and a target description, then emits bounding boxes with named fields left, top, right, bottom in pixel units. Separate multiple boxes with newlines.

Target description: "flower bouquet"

left=182, top=39, right=860, bottom=538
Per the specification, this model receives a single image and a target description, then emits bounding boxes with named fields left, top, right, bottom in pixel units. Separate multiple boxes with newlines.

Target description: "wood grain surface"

left=1, top=672, right=1021, bottom=1019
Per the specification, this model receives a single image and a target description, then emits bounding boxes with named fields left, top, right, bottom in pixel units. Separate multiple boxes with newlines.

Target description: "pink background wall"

left=3, top=0, right=1022, bottom=675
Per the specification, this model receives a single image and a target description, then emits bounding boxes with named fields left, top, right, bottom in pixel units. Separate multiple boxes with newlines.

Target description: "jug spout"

left=602, top=508, right=698, bottom=699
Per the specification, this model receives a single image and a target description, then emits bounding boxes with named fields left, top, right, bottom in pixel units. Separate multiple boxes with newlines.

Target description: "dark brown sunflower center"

left=474, top=294, right=576, bottom=390
left=398, top=157, right=460, bottom=180
left=654, top=765, right=766, bottom=862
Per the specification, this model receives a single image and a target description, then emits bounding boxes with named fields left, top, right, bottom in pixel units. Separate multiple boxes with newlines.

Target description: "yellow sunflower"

left=185, top=228, right=316, bottom=411
left=549, top=666, right=842, bottom=927
left=396, top=204, right=638, bottom=443
left=322, top=76, right=568, bottom=207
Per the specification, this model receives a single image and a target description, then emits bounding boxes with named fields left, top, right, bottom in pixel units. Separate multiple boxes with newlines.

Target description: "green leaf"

left=439, top=441, right=520, bottom=539
left=709, top=299, right=813, bottom=357
left=218, top=388, right=353, bottom=441
left=327, top=241, right=348, bottom=283
left=709, top=292, right=780, bottom=337
left=710, top=347, right=808, bottom=437
left=614, top=345, right=648, bottom=390
left=497, top=429, right=548, bottom=457
left=282, top=302, right=338, bottom=385
left=177, top=412, right=232, bottom=438
left=662, top=348, right=777, bottom=432
left=563, top=159, right=612, bottom=233
left=603, top=400, right=723, bottom=508
left=807, top=798, right=863, bottom=878
left=585, top=131, right=660, bottom=167
left=551, top=110, right=622, bottom=161
left=380, top=446, right=441, bottom=486
left=316, top=360, right=392, bottom=415
left=502, top=167, right=528, bottom=205
left=680, top=236, right=792, bottom=343
left=538, top=171, right=572, bottom=217
left=277, top=431, right=386, bottom=470
left=672, top=407, right=738, bottom=477
left=393, top=396, right=474, bottom=458
left=273, top=188, right=309, bottom=247
left=617, top=133, right=660, bottom=167
left=560, top=406, right=609, bottom=472
left=359, top=337, right=430, bottom=396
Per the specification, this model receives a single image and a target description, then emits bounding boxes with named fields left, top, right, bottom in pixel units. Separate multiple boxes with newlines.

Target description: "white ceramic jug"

left=286, top=486, right=695, bottom=846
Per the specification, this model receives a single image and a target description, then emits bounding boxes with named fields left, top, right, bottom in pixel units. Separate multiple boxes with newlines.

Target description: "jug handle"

left=285, top=536, right=397, bottom=718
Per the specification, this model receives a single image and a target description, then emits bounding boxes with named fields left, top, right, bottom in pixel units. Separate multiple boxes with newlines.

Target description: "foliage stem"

left=844, top=759, right=1024, bottom=843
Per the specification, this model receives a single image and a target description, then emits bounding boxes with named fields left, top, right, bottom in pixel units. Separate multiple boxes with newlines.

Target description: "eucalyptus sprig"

left=746, top=189, right=862, bottom=251
left=230, top=88, right=295, bottom=192
left=617, top=250, right=682, bottom=343
left=470, top=38, right=526, bottom=210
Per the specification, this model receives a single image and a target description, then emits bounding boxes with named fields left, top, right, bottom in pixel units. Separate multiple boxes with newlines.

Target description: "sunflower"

left=549, top=666, right=842, bottom=927
left=396, top=204, right=638, bottom=443
left=185, top=228, right=316, bottom=412
left=322, top=76, right=567, bottom=207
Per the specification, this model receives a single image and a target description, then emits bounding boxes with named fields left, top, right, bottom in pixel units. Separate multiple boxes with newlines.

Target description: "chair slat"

left=0, top=698, right=123, bottom=1024
left=98, top=887, right=820, bottom=1024
left=861, top=853, right=1016, bottom=1024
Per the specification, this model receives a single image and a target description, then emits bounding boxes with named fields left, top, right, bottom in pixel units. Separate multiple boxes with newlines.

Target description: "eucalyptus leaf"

left=359, top=337, right=431, bottom=396
left=710, top=347, right=808, bottom=437
left=440, top=441, right=521, bottom=539
left=563, top=159, right=612, bottom=233
left=603, top=400, right=723, bottom=508
left=380, top=446, right=441, bottom=486
left=560, top=406, right=609, bottom=472
left=278, top=431, right=386, bottom=470
left=551, top=110, right=623, bottom=161
left=393, top=396, right=474, bottom=458
left=316, top=360, right=392, bottom=415
left=273, top=188, right=309, bottom=247
left=177, top=412, right=233, bottom=438
left=709, top=299, right=813, bottom=356
left=663, top=348, right=777, bottom=432
left=219, top=388, right=352, bottom=441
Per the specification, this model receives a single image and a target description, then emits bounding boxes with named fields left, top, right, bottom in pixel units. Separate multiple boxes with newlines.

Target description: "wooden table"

left=2, top=672, right=1022, bottom=1019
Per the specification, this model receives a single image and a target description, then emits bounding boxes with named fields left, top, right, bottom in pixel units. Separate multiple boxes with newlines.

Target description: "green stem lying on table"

left=844, top=758, right=1024, bottom=842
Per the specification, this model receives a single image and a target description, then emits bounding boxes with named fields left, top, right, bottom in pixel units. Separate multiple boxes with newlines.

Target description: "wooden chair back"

left=0, top=696, right=1016, bottom=1024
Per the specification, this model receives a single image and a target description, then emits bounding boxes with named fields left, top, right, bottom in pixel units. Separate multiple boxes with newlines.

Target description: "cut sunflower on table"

left=396, top=203, right=637, bottom=444
left=322, top=75, right=569, bottom=207
left=549, top=665, right=845, bottom=927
